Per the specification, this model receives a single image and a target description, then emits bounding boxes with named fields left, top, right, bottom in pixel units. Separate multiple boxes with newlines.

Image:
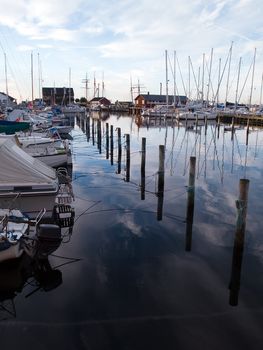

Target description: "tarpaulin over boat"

left=0, top=138, right=57, bottom=185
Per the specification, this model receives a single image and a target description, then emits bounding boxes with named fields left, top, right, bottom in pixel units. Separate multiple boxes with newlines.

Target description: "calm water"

left=1, top=113, right=263, bottom=349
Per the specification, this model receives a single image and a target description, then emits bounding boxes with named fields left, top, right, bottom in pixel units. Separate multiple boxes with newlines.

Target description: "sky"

left=0, top=0, right=263, bottom=105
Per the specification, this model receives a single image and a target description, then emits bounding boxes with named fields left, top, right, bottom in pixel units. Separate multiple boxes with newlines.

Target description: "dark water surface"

left=1, top=113, right=263, bottom=349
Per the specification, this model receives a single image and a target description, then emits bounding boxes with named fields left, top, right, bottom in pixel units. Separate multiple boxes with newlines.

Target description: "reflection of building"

left=113, top=101, right=133, bottom=112
left=134, top=93, right=187, bottom=109
left=42, top=87, right=74, bottom=106
left=89, top=97, right=111, bottom=110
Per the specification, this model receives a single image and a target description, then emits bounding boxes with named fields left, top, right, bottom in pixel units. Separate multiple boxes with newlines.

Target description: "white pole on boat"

left=197, top=66, right=200, bottom=102
left=201, top=53, right=205, bottom=107
left=4, top=52, right=9, bottom=111
left=173, top=50, right=176, bottom=106
left=235, top=57, right=242, bottom=111
left=249, top=48, right=256, bottom=110
left=188, top=55, right=191, bottom=102
left=206, top=48, right=213, bottom=108
left=165, top=50, right=169, bottom=110
left=225, top=41, right=234, bottom=109
left=217, top=58, right=221, bottom=107
left=38, top=52, right=41, bottom=101
left=31, top=51, right=34, bottom=105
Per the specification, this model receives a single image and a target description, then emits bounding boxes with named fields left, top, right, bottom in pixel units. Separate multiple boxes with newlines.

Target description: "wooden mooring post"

left=106, top=123, right=109, bottom=159
left=86, top=116, right=90, bottom=141
left=141, top=137, right=146, bottom=200
left=246, top=118, right=250, bottom=146
left=205, top=115, right=208, bottom=135
left=110, top=125, right=114, bottom=165
left=117, top=127, right=122, bottom=174
left=185, top=156, right=196, bottom=251
left=157, top=145, right=165, bottom=221
left=229, top=179, right=250, bottom=306
left=97, top=120, right=102, bottom=153
left=91, top=118, right=95, bottom=146
left=125, top=134, right=130, bottom=182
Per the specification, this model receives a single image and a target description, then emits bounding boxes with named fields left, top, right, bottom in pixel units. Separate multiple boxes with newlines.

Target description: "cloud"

left=17, top=44, right=35, bottom=51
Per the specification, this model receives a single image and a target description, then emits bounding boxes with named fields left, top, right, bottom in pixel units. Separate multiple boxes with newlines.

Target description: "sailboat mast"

left=188, top=56, right=191, bottom=102
left=206, top=48, right=213, bottom=107
left=174, top=50, right=176, bottom=106
left=201, top=53, right=205, bottom=106
left=4, top=53, right=9, bottom=109
left=165, top=50, right=169, bottom=108
left=217, top=58, right=221, bottom=106
left=225, top=41, right=233, bottom=108
left=235, top=57, right=242, bottom=110
left=31, top=51, right=34, bottom=105
left=249, top=48, right=256, bottom=109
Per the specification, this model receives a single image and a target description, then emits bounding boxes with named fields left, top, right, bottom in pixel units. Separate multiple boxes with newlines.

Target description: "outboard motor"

left=35, top=224, right=62, bottom=258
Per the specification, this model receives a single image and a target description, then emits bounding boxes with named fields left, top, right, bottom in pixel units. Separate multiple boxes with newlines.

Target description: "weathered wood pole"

left=229, top=179, right=250, bottom=306
left=97, top=120, right=102, bottom=153
left=246, top=118, right=250, bottom=146
left=157, top=145, right=165, bottom=221
left=117, top=127, right=122, bottom=174
left=185, top=156, right=196, bottom=251
left=110, top=125, right=114, bottom=165
left=106, top=123, right=109, bottom=159
left=91, top=118, right=95, bottom=145
left=125, top=134, right=130, bottom=182
left=141, top=137, right=146, bottom=200
left=86, top=116, right=90, bottom=141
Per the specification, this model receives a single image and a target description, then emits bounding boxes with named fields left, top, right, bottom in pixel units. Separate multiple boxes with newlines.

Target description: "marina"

left=1, top=0, right=263, bottom=347
left=0, top=110, right=262, bottom=348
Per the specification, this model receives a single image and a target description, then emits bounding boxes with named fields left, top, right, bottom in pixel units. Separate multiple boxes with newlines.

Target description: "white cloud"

left=17, top=44, right=35, bottom=51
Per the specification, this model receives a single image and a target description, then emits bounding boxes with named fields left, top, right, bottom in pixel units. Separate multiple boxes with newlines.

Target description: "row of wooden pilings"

left=83, top=116, right=250, bottom=307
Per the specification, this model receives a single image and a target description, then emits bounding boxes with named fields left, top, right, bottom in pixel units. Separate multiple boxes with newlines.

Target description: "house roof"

left=0, top=92, right=16, bottom=101
left=89, top=97, right=111, bottom=103
left=135, top=94, right=187, bottom=102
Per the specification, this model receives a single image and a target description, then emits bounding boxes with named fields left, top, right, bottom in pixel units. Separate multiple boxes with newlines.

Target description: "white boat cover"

left=0, top=138, right=57, bottom=185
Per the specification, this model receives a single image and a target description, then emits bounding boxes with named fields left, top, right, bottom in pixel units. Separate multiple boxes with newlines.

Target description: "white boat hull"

left=0, top=192, right=57, bottom=218
left=33, top=152, right=69, bottom=167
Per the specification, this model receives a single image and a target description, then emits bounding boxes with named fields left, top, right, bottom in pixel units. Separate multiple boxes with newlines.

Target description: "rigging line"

left=74, top=201, right=102, bottom=224
left=0, top=34, right=29, bottom=100
left=212, top=43, right=232, bottom=104
left=176, top=55, right=187, bottom=97
left=237, top=60, right=253, bottom=104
